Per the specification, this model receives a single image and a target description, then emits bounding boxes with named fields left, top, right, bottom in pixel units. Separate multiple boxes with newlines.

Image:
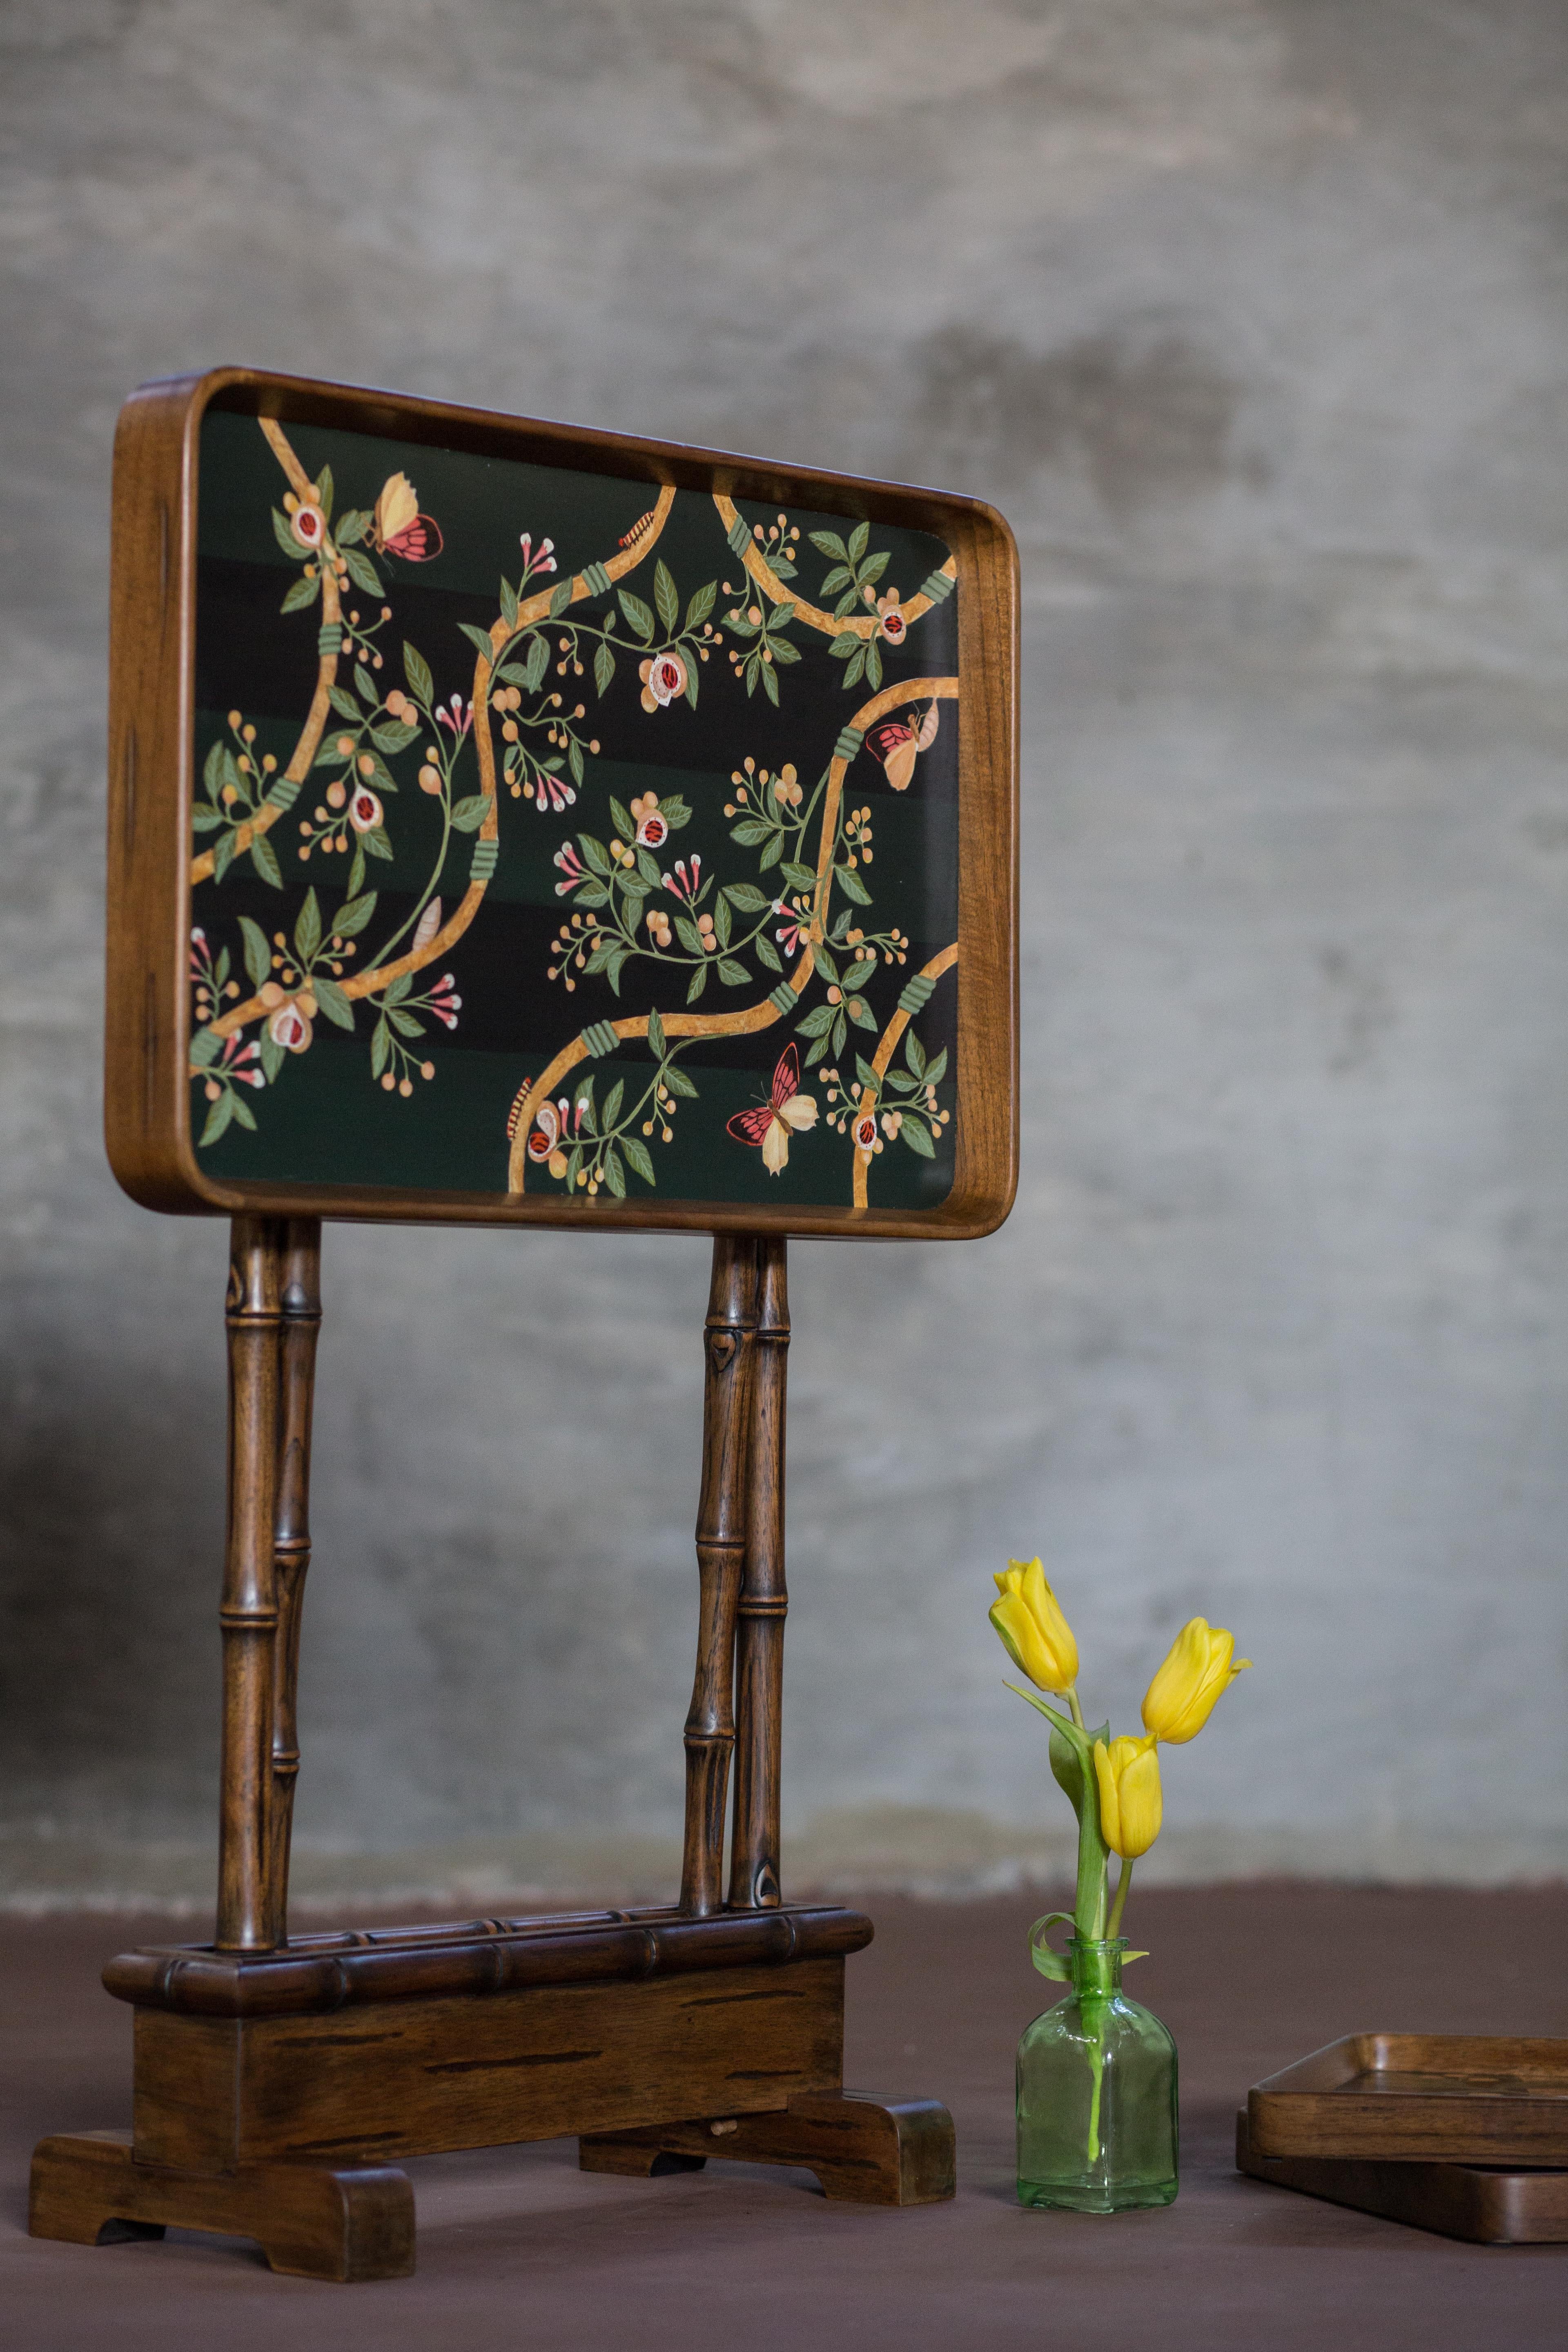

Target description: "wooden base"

left=29, top=1905, right=953, bottom=2277
left=580, top=2089, right=956, bottom=2205
left=1236, top=2110, right=1568, bottom=2244
left=29, top=2132, right=415, bottom=2282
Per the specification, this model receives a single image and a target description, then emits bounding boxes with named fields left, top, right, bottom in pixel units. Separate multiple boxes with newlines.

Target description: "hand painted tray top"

left=106, top=371, right=1018, bottom=1236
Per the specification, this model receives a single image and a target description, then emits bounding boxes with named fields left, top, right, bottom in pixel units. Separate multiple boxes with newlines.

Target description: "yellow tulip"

left=1141, top=1617, right=1252, bottom=1745
left=1093, top=1734, right=1163, bottom=1859
left=989, top=1556, right=1079, bottom=1695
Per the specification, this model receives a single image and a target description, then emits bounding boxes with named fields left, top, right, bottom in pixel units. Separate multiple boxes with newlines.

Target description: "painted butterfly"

left=726, top=1043, right=819, bottom=1176
left=371, top=472, right=444, bottom=562
left=865, top=700, right=940, bottom=792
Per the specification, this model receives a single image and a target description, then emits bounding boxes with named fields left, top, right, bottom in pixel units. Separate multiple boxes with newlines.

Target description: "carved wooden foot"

left=29, top=2132, right=415, bottom=2282
left=580, top=2089, right=956, bottom=2205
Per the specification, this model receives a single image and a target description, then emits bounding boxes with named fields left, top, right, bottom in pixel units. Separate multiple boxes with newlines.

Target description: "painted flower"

left=636, top=809, right=669, bottom=849
left=663, top=854, right=702, bottom=904
left=640, top=649, right=688, bottom=711
left=853, top=1112, right=880, bottom=1155
left=436, top=695, right=472, bottom=739
left=772, top=898, right=803, bottom=959
left=875, top=590, right=907, bottom=645
left=427, top=975, right=461, bottom=1031
left=289, top=499, right=325, bottom=551
left=527, top=1100, right=561, bottom=1162
left=268, top=999, right=313, bottom=1054
left=552, top=841, right=587, bottom=895
left=519, top=531, right=557, bottom=575
left=348, top=786, right=383, bottom=833
left=216, top=1034, right=264, bottom=1088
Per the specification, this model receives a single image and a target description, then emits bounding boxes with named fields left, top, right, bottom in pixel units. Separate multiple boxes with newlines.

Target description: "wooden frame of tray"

left=1247, top=2034, right=1568, bottom=2166
left=1236, top=2110, right=1568, bottom=2245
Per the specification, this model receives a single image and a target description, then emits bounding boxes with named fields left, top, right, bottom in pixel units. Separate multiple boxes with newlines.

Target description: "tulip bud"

left=1141, top=1617, right=1252, bottom=1745
left=989, top=1556, right=1079, bottom=1695
left=1092, top=1735, right=1163, bottom=1859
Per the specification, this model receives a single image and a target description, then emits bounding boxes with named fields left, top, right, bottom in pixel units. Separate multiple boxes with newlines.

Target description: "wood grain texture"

left=579, top=2089, right=956, bottom=2205
left=29, top=2132, right=414, bottom=2282
left=1247, top=2033, right=1568, bottom=2164
left=105, top=364, right=1018, bottom=1239
left=129, top=1956, right=846, bottom=2169
left=730, top=1235, right=788, bottom=1911
left=1236, top=2108, right=1568, bottom=2244
left=680, top=1236, right=757, bottom=1915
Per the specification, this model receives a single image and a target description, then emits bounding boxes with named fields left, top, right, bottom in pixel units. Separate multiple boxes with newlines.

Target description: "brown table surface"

left=4, top=1883, right=1565, bottom=2348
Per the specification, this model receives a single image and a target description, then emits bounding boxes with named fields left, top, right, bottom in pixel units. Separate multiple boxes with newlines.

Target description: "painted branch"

left=267, top=1219, right=322, bottom=1947
left=679, top=1237, right=758, bottom=1916
left=730, top=1238, right=789, bottom=1909
left=218, top=1218, right=286, bottom=1952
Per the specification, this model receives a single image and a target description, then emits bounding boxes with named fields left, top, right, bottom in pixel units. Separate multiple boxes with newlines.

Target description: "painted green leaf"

left=675, top=916, right=705, bottom=957
left=646, top=1007, right=666, bottom=1058
left=684, top=580, right=715, bottom=632
left=724, top=882, right=770, bottom=911
left=361, top=824, right=394, bottom=862
left=905, top=1030, right=926, bottom=1078
left=450, top=794, right=490, bottom=833
left=808, top=530, right=847, bottom=561
left=601, top=1078, right=624, bottom=1131
left=281, top=573, right=320, bottom=614
left=355, top=664, right=377, bottom=706
left=212, top=830, right=236, bottom=884
left=524, top=632, right=549, bottom=691
left=388, top=1008, right=425, bottom=1038
left=603, top=1148, right=626, bottom=1200
left=717, top=957, right=750, bottom=987
left=403, top=643, right=434, bottom=706
left=608, top=797, right=634, bottom=841
left=549, top=581, right=574, bottom=619
left=343, top=548, right=382, bottom=597
left=370, top=1021, right=389, bottom=1080
left=312, top=975, right=354, bottom=1031
left=259, top=1032, right=285, bottom=1083
left=755, top=934, right=782, bottom=973
left=795, top=1003, right=836, bottom=1039
left=662, top=1062, right=698, bottom=1098
left=654, top=561, right=680, bottom=635
left=729, top=820, right=771, bottom=847
left=200, top=1089, right=235, bottom=1146
left=924, top=1048, right=948, bottom=1090
left=846, top=996, right=877, bottom=1031
left=293, top=889, right=321, bottom=964
left=272, top=508, right=305, bottom=560
left=714, top=894, right=733, bottom=949
left=618, top=588, right=654, bottom=643
left=189, top=1027, right=222, bottom=1067
left=314, top=465, right=334, bottom=524
left=848, top=521, right=870, bottom=564
left=900, top=1116, right=936, bottom=1158
left=249, top=830, right=282, bottom=889
left=837, top=865, right=871, bottom=905
left=593, top=641, right=615, bottom=697
left=372, top=720, right=419, bottom=753
left=828, top=631, right=859, bottom=662
left=239, top=917, right=271, bottom=989
left=499, top=577, right=519, bottom=630
left=686, top=962, right=708, bottom=1004
left=621, top=1134, right=655, bottom=1185
left=385, top=973, right=413, bottom=1005
left=459, top=621, right=497, bottom=663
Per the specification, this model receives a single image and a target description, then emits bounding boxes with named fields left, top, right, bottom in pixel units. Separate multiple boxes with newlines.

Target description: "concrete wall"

left=3, top=0, right=1566, bottom=1906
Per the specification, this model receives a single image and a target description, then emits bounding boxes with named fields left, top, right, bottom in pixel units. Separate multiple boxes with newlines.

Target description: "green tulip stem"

left=1067, top=1687, right=1086, bottom=1732
left=1106, top=1857, right=1134, bottom=1941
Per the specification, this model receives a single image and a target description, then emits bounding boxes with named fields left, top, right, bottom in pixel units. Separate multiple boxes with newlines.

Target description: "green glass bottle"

left=1016, top=1936, right=1178, bottom=2211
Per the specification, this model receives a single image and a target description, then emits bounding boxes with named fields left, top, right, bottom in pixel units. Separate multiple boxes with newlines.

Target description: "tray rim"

left=1236, top=2107, right=1568, bottom=2245
left=1248, top=2032, right=1568, bottom=2165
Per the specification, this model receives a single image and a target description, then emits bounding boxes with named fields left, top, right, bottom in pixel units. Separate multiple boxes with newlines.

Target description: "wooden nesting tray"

left=1236, top=2110, right=1568, bottom=2245
left=1247, top=2035, right=1568, bottom=2167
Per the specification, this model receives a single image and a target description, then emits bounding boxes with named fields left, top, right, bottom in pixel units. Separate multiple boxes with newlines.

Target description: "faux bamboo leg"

left=218, top=1217, right=286, bottom=1953
left=268, top=1218, right=321, bottom=1946
left=729, top=1237, right=788, bottom=1910
left=679, top=1237, right=758, bottom=1917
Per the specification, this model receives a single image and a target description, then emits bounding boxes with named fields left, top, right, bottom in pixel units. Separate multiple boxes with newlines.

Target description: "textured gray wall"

left=3, top=0, right=1566, bottom=1905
